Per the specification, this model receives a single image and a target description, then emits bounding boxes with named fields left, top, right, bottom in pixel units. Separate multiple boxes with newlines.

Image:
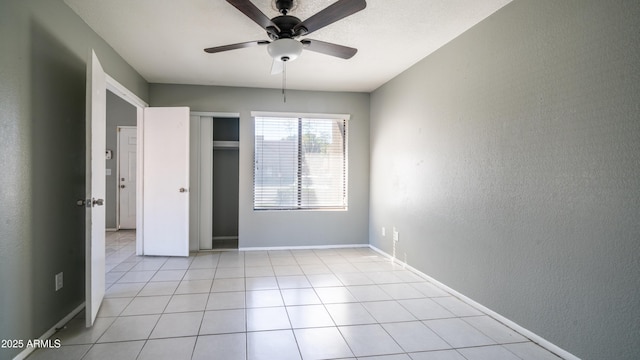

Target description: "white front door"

left=118, top=127, right=137, bottom=229
left=142, top=107, right=190, bottom=257
left=85, top=50, right=106, bottom=327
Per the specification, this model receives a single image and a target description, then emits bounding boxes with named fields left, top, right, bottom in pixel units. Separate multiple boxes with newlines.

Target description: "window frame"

left=252, top=111, right=350, bottom=211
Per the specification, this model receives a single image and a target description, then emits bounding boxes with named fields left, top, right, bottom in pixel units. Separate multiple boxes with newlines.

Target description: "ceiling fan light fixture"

left=268, top=38, right=303, bottom=62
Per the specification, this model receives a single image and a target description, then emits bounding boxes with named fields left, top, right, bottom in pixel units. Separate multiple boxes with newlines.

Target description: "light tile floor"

left=29, top=230, right=564, bottom=360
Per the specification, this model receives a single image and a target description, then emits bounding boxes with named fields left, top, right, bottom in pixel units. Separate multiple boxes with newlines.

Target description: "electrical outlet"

left=55, top=272, right=63, bottom=291
left=393, top=227, right=399, bottom=242
left=381, top=227, right=386, bottom=236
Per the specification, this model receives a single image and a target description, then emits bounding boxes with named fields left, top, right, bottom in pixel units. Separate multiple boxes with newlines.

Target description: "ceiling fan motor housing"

left=269, top=15, right=305, bottom=40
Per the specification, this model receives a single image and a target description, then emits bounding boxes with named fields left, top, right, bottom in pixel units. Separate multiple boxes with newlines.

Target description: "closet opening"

left=212, top=117, right=239, bottom=249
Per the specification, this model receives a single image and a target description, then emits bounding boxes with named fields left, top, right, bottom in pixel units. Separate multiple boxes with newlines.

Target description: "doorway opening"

left=103, top=78, right=146, bottom=256
left=106, top=90, right=138, bottom=231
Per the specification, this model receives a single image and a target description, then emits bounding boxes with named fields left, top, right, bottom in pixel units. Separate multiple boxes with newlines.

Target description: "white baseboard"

left=240, top=243, right=370, bottom=252
left=105, top=228, right=118, bottom=232
left=13, top=302, right=85, bottom=360
left=368, top=245, right=580, bottom=360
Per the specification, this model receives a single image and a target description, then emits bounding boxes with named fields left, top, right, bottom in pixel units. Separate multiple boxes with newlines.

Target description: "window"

left=254, top=114, right=348, bottom=210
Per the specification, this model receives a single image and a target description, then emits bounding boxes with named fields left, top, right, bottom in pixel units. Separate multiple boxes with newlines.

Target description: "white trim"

left=105, top=75, right=148, bottom=108
left=191, top=111, right=240, bottom=118
left=115, top=125, right=121, bottom=230
left=240, top=244, right=369, bottom=252
left=12, top=303, right=85, bottom=360
left=135, top=108, right=144, bottom=255
left=251, top=110, right=351, bottom=120
left=105, top=228, right=118, bottom=232
left=189, top=115, right=201, bottom=252
left=368, top=245, right=581, bottom=360
left=199, top=116, right=213, bottom=250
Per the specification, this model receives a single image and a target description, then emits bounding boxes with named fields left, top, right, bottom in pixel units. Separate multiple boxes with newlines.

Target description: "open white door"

left=142, top=107, right=190, bottom=257
left=85, top=50, right=106, bottom=327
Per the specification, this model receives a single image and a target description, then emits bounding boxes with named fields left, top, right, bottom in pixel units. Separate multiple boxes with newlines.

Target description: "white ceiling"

left=64, top=0, right=512, bottom=92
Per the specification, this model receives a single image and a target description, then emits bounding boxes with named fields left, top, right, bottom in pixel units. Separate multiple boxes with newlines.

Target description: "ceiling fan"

left=204, top=0, right=367, bottom=74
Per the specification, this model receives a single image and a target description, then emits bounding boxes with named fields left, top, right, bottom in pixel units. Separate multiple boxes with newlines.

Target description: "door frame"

left=116, top=125, right=137, bottom=230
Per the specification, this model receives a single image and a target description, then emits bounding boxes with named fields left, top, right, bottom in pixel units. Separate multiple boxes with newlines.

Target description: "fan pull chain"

left=282, top=61, right=287, bottom=103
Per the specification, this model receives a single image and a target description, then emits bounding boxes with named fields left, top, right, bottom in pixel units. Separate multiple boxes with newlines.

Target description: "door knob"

left=92, top=198, right=104, bottom=206
left=179, top=187, right=188, bottom=193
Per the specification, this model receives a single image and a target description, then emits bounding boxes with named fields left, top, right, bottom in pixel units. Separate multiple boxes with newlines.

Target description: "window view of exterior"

left=254, top=116, right=347, bottom=210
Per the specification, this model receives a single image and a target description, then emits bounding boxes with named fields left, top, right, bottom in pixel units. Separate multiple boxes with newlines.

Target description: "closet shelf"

left=213, top=140, right=239, bottom=149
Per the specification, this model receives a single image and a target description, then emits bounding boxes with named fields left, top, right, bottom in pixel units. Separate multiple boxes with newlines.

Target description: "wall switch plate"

left=393, top=228, right=399, bottom=242
left=381, top=227, right=386, bottom=236
left=55, top=272, right=63, bottom=291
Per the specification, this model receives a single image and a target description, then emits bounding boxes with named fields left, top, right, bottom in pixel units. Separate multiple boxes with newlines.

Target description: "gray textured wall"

left=150, top=84, right=370, bottom=248
left=0, top=1, right=148, bottom=359
left=105, top=91, right=137, bottom=229
left=369, top=1, right=640, bottom=359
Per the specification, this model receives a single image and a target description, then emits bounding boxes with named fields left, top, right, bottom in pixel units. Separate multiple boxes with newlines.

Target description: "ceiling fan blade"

left=301, top=39, right=357, bottom=59
left=294, top=0, right=366, bottom=36
left=271, top=59, right=284, bottom=75
left=204, top=40, right=270, bottom=54
left=226, top=0, right=279, bottom=32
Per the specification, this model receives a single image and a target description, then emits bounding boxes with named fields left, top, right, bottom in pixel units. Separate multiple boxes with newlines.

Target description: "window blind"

left=254, top=116, right=347, bottom=210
